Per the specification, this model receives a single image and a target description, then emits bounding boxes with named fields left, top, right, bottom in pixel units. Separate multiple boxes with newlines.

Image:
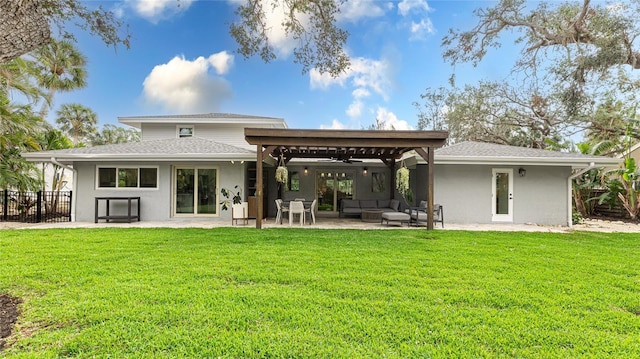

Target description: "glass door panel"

left=176, top=168, right=194, bottom=214
left=495, top=173, right=509, bottom=215
left=336, top=172, right=354, bottom=205
left=316, top=172, right=335, bottom=211
left=197, top=169, right=217, bottom=214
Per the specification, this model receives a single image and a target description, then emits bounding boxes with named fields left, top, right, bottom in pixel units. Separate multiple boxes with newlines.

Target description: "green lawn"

left=0, top=228, right=639, bottom=358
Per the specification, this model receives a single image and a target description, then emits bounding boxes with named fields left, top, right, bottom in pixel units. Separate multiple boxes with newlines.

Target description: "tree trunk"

left=0, top=0, right=51, bottom=63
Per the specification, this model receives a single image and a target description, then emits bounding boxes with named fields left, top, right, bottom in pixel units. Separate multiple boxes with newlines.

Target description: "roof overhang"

left=426, top=155, right=621, bottom=168
left=22, top=152, right=258, bottom=163
left=119, top=115, right=287, bottom=129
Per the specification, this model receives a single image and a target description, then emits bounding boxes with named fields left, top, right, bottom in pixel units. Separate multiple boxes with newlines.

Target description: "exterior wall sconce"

left=304, top=166, right=308, bottom=174
left=363, top=167, right=368, bottom=175
left=519, top=167, right=526, bottom=177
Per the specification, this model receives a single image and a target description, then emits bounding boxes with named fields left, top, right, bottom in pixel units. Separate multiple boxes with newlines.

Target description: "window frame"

left=177, top=125, right=195, bottom=138
left=96, top=166, right=159, bottom=190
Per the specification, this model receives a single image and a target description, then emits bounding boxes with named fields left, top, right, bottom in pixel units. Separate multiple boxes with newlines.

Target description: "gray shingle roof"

left=437, top=141, right=607, bottom=159
left=23, top=137, right=254, bottom=160
left=432, top=141, right=620, bottom=166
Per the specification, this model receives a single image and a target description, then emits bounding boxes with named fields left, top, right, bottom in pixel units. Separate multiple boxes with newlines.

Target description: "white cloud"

left=375, top=107, right=413, bottom=130
left=142, top=53, right=233, bottom=113
left=128, top=0, right=194, bottom=23
left=398, top=0, right=431, bottom=16
left=320, top=119, right=347, bottom=129
left=338, top=0, right=386, bottom=22
left=352, top=88, right=370, bottom=99
left=207, top=51, right=234, bottom=75
left=309, top=69, right=349, bottom=90
left=410, top=18, right=435, bottom=40
left=310, top=57, right=392, bottom=100
left=346, top=100, right=364, bottom=119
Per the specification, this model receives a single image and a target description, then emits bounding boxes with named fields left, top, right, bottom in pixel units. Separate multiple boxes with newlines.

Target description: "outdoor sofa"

left=339, top=199, right=401, bottom=217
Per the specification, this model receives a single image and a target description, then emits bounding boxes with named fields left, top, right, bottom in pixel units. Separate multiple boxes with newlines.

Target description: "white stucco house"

left=22, top=113, right=620, bottom=227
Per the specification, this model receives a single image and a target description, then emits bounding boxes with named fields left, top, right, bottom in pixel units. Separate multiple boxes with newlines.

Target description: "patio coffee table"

left=381, top=212, right=410, bottom=226
left=361, top=209, right=383, bottom=222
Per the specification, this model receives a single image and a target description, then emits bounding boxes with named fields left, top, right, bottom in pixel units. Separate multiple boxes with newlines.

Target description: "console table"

left=95, top=197, right=141, bottom=223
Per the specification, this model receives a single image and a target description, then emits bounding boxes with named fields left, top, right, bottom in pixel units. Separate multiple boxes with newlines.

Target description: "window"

left=97, top=167, right=158, bottom=189
left=288, top=172, right=300, bottom=191
left=178, top=126, right=194, bottom=138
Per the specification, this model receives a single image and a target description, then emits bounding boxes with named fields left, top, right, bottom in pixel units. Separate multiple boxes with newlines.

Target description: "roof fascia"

left=119, top=116, right=287, bottom=129
left=428, top=155, right=621, bottom=167
left=23, top=153, right=258, bottom=162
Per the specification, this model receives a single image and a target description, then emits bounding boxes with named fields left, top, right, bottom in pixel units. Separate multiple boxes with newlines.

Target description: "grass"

left=0, top=228, right=639, bottom=358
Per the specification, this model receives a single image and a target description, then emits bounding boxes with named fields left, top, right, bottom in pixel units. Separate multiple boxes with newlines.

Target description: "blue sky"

left=53, top=0, right=517, bottom=131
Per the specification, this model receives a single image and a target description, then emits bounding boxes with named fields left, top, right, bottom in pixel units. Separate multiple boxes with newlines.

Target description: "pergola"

left=245, top=128, right=449, bottom=229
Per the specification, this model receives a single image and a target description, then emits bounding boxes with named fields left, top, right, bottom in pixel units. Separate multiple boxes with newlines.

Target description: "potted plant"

left=220, top=185, right=242, bottom=211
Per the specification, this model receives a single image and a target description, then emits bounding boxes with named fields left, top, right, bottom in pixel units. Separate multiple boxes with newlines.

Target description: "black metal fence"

left=1, top=190, right=72, bottom=223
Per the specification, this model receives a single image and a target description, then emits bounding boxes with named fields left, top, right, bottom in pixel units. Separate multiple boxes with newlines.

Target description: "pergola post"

left=427, top=147, right=435, bottom=230
left=415, top=147, right=434, bottom=230
left=256, top=143, right=263, bottom=229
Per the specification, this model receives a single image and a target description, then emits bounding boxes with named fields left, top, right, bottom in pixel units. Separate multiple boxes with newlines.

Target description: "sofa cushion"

left=342, top=208, right=362, bottom=215
left=389, top=199, right=400, bottom=211
left=342, top=199, right=360, bottom=209
left=360, top=199, right=377, bottom=209
left=377, top=199, right=390, bottom=208
left=418, top=200, right=427, bottom=209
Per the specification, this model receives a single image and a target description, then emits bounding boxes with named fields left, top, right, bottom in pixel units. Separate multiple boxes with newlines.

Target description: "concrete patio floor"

left=2, top=217, right=639, bottom=233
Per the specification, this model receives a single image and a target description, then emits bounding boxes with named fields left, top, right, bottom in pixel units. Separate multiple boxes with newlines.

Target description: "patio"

left=6, top=216, right=640, bottom=232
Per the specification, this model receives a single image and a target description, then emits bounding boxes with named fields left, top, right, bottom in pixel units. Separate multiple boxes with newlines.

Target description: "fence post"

left=36, top=190, right=42, bottom=223
left=69, top=191, right=73, bottom=222
left=2, top=190, right=7, bottom=221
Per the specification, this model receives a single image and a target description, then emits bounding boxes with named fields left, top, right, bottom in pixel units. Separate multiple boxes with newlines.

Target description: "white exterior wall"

left=74, top=161, right=245, bottom=222
left=434, top=164, right=571, bottom=225
left=140, top=123, right=266, bottom=150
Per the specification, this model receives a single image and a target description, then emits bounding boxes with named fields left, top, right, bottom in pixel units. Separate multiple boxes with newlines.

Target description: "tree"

left=91, top=124, right=140, bottom=145
left=32, top=39, right=87, bottom=118
left=0, top=93, right=45, bottom=191
left=442, top=0, right=640, bottom=115
left=229, top=0, right=349, bottom=76
left=55, top=103, right=98, bottom=145
left=36, top=128, right=73, bottom=212
left=585, top=98, right=639, bottom=156
left=416, top=81, right=581, bottom=149
left=0, top=0, right=130, bottom=64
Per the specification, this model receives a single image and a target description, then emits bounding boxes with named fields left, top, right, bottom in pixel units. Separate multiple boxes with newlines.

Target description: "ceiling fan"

left=318, top=156, right=363, bottom=164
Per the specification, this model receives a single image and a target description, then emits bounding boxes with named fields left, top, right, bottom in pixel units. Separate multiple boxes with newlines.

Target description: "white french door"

left=492, top=168, right=513, bottom=222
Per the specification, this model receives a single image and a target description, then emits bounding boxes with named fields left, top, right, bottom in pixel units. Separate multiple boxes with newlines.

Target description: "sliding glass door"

left=316, top=170, right=354, bottom=213
left=174, top=167, right=218, bottom=216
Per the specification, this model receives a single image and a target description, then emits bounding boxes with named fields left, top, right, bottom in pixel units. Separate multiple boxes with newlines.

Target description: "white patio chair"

left=289, top=200, right=305, bottom=226
left=275, top=199, right=289, bottom=224
left=305, top=199, right=317, bottom=224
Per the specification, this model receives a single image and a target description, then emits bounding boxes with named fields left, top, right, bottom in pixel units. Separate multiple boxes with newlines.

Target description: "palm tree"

left=55, top=103, right=97, bottom=145
left=0, top=93, right=45, bottom=191
left=0, top=57, right=45, bottom=104
left=31, top=39, right=87, bottom=118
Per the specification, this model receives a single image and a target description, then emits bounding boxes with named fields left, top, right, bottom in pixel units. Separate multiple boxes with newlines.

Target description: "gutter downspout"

left=51, top=157, right=77, bottom=222
left=567, top=162, right=596, bottom=228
